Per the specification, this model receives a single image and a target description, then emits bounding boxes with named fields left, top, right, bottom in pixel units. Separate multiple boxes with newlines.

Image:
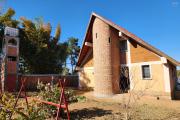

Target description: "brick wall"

left=7, top=46, right=17, bottom=56
left=7, top=61, right=17, bottom=74
left=18, top=74, right=79, bottom=91
left=110, top=27, right=120, bottom=94
left=93, top=17, right=114, bottom=97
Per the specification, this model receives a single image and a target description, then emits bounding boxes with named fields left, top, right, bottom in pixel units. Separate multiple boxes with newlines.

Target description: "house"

left=76, top=13, right=180, bottom=99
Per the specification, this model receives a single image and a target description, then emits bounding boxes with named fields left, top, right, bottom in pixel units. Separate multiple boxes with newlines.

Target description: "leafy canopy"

left=67, top=37, right=80, bottom=73
left=177, top=70, right=180, bottom=77
left=0, top=8, right=69, bottom=74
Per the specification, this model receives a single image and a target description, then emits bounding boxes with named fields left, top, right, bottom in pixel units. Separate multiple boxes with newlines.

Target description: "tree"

left=0, top=8, right=81, bottom=74
left=177, top=70, right=180, bottom=77
left=67, top=37, right=80, bottom=74
left=0, top=8, right=19, bottom=52
left=19, top=17, right=68, bottom=74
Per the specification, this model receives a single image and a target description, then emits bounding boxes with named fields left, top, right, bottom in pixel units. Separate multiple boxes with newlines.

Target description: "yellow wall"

left=130, top=63, right=165, bottom=93
left=79, top=67, right=94, bottom=88
left=79, top=53, right=94, bottom=88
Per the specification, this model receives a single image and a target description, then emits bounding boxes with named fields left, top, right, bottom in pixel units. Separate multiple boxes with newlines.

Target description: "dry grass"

left=68, top=91, right=180, bottom=120
left=15, top=91, right=180, bottom=120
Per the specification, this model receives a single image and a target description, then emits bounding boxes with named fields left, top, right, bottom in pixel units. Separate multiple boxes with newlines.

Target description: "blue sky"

left=1, top=0, right=180, bottom=67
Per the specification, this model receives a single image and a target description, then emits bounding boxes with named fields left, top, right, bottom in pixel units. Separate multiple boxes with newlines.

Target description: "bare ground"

left=68, top=91, right=180, bottom=120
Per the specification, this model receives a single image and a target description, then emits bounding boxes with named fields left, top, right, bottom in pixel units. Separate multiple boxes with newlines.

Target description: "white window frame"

left=141, top=64, right=152, bottom=80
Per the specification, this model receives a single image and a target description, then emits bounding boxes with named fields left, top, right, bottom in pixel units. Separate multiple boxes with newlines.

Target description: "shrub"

left=0, top=92, right=15, bottom=119
left=37, top=82, right=84, bottom=118
left=0, top=92, right=47, bottom=120
left=15, top=100, right=47, bottom=120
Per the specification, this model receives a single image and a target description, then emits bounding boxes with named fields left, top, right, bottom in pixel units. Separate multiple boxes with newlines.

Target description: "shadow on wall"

left=79, top=71, right=91, bottom=88
left=70, top=107, right=112, bottom=119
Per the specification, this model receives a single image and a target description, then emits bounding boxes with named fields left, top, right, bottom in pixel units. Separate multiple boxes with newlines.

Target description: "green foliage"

left=15, top=101, right=46, bottom=120
left=67, top=37, right=80, bottom=73
left=19, top=17, right=68, bottom=74
left=0, top=8, right=19, bottom=52
left=77, top=96, right=86, bottom=102
left=0, top=8, right=19, bottom=28
left=0, top=8, right=69, bottom=74
left=37, top=81, right=78, bottom=103
left=0, top=86, right=86, bottom=119
left=0, top=93, right=15, bottom=119
left=0, top=93, right=46, bottom=120
left=177, top=70, right=180, bottom=77
left=37, top=82, right=84, bottom=118
left=54, top=24, right=61, bottom=43
left=62, top=67, right=70, bottom=75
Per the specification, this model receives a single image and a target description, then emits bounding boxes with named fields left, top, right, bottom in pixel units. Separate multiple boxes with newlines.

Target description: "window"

left=7, top=56, right=17, bottom=61
left=142, top=65, right=151, bottom=79
left=8, top=39, right=17, bottom=46
left=108, top=37, right=111, bottom=43
left=120, top=40, right=127, bottom=51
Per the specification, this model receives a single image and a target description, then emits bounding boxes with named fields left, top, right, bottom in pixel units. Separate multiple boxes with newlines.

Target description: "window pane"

left=142, top=65, right=150, bottom=79
left=120, top=40, right=127, bottom=51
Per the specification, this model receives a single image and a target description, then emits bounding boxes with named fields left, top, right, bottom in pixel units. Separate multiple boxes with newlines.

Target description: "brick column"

left=93, top=18, right=113, bottom=97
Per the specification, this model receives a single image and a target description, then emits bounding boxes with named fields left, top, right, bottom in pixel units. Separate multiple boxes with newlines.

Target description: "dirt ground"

left=68, top=91, right=180, bottom=120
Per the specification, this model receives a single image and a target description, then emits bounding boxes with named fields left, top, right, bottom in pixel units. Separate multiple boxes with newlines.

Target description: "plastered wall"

left=130, top=63, right=166, bottom=94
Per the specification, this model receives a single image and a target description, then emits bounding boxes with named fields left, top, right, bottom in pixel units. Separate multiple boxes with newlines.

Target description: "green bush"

left=0, top=93, right=15, bottom=119
left=37, top=82, right=84, bottom=118
left=15, top=101, right=47, bottom=120
left=0, top=83, right=86, bottom=119
left=0, top=92, right=47, bottom=120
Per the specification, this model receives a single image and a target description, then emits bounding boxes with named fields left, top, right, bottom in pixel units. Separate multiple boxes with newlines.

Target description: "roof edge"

left=76, top=12, right=180, bottom=67
left=91, top=12, right=180, bottom=66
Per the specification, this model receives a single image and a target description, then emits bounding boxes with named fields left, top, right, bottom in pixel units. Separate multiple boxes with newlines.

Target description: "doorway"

left=119, top=66, right=130, bottom=93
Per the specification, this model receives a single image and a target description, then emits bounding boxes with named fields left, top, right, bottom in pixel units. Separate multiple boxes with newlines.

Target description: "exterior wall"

left=169, top=63, right=177, bottom=99
left=93, top=18, right=114, bottom=97
left=1, top=36, right=19, bottom=92
left=7, top=61, right=17, bottom=74
left=18, top=75, right=79, bottom=91
left=110, top=27, right=120, bottom=93
left=128, top=39, right=177, bottom=99
left=130, top=63, right=165, bottom=94
left=79, top=55, right=94, bottom=88
left=83, top=54, right=93, bottom=67
left=7, top=46, right=17, bottom=56
left=163, top=63, right=171, bottom=94
left=79, top=67, right=94, bottom=88
left=6, top=74, right=17, bottom=91
left=130, top=40, right=161, bottom=63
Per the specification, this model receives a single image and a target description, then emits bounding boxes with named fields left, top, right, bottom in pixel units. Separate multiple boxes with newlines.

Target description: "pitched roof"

left=77, top=12, right=180, bottom=67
